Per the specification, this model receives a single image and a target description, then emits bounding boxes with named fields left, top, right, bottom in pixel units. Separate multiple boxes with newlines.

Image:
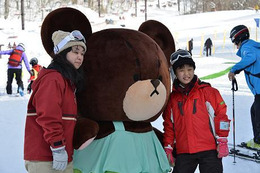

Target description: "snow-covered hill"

left=0, top=5, right=260, bottom=173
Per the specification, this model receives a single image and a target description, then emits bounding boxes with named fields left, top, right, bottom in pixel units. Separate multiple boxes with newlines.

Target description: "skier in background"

left=228, top=25, right=260, bottom=149
left=204, top=38, right=213, bottom=57
left=0, top=43, right=31, bottom=96
left=188, top=38, right=193, bottom=55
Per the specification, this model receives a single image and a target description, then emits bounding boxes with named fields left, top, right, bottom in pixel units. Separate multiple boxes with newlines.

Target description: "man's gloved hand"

left=228, top=72, right=235, bottom=81
left=50, top=146, right=68, bottom=171
left=164, top=145, right=175, bottom=167
left=217, top=137, right=229, bottom=158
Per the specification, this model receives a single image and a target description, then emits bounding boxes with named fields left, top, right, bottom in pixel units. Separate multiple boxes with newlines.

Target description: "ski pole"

left=231, top=78, right=238, bottom=163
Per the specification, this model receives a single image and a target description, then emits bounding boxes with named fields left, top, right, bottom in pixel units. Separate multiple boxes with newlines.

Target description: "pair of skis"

left=229, top=79, right=260, bottom=163
left=228, top=142, right=260, bottom=163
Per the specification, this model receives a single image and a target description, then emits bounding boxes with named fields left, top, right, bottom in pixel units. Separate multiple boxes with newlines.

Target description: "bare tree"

left=14, top=0, right=19, bottom=10
left=4, top=0, right=9, bottom=19
left=21, top=0, right=24, bottom=29
left=72, top=0, right=77, bottom=4
left=1, top=0, right=258, bottom=20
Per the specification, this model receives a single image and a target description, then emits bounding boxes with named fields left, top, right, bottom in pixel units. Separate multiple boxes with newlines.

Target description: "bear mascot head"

left=41, top=7, right=175, bottom=173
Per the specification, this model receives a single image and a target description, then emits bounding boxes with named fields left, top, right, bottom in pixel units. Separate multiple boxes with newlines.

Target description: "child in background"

left=163, top=49, right=230, bottom=173
left=27, top=57, right=42, bottom=94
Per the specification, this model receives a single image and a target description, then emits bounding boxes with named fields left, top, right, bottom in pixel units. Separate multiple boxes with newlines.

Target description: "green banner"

left=200, top=66, right=232, bottom=80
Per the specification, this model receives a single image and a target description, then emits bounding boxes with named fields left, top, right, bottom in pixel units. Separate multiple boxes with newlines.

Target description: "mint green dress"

left=73, top=121, right=171, bottom=173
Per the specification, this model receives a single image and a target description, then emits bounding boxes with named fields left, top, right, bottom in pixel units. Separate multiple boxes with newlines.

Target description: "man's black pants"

left=6, top=68, right=24, bottom=94
left=251, top=94, right=260, bottom=144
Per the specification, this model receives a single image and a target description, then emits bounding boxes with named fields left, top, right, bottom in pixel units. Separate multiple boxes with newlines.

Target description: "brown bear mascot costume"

left=41, top=7, right=175, bottom=173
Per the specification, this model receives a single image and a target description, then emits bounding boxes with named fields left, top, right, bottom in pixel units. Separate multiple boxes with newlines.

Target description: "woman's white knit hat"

left=52, top=30, right=86, bottom=54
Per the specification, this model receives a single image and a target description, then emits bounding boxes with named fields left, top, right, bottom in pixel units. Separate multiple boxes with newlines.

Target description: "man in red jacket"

left=163, top=49, right=230, bottom=173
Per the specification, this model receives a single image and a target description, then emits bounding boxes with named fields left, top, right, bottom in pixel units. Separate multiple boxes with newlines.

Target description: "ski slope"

left=0, top=5, right=260, bottom=173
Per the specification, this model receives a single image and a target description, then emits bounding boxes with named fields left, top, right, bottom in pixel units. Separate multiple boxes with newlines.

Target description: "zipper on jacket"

left=178, top=101, right=184, bottom=115
left=193, top=99, right=197, bottom=114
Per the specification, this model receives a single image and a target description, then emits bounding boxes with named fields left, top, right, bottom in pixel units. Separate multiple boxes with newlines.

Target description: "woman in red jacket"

left=24, top=30, right=86, bottom=173
left=163, top=49, right=230, bottom=173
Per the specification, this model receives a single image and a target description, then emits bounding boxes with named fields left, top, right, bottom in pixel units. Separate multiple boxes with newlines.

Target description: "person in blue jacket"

left=0, top=43, right=31, bottom=95
left=228, top=25, right=260, bottom=149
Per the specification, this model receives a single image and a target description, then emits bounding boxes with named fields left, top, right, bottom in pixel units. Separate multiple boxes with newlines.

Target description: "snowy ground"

left=0, top=4, right=260, bottom=173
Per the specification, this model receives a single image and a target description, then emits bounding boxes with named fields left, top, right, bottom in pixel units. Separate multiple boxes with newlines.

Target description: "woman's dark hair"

left=47, top=47, right=85, bottom=92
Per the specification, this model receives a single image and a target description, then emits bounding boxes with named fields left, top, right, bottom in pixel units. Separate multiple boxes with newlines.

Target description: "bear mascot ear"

left=138, top=20, right=175, bottom=68
left=139, top=20, right=175, bottom=146
left=41, top=7, right=92, bottom=58
left=41, top=7, right=99, bottom=150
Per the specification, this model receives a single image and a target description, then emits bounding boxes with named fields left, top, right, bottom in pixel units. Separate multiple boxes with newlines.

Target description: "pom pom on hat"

left=52, top=30, right=87, bottom=54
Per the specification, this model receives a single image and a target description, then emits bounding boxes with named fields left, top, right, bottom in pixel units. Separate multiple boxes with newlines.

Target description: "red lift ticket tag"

left=220, top=121, right=229, bottom=130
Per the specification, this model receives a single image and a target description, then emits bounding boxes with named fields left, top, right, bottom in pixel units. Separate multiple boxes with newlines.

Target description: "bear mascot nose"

left=150, top=79, right=160, bottom=97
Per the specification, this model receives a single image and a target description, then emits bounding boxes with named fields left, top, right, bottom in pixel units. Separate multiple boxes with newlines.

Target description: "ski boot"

left=246, top=139, right=260, bottom=150
left=18, top=87, right=24, bottom=97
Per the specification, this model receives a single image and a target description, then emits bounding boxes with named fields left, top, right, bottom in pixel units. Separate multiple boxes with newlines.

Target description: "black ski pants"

left=206, top=47, right=211, bottom=56
left=173, top=150, right=223, bottom=173
left=251, top=94, right=260, bottom=144
left=6, top=68, right=24, bottom=94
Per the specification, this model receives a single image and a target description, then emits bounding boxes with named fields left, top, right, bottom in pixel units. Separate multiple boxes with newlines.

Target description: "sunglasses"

left=170, top=53, right=192, bottom=66
left=54, top=30, right=86, bottom=54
